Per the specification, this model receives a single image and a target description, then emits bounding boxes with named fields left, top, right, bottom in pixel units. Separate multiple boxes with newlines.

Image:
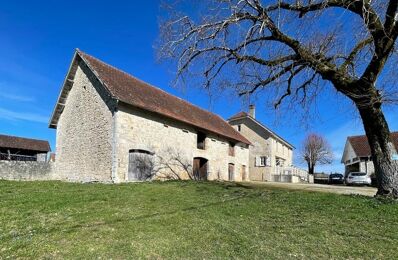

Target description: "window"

left=237, top=125, right=241, bottom=132
left=255, top=156, right=270, bottom=167
left=229, top=142, right=235, bottom=156
left=260, top=156, right=267, bottom=166
left=197, top=132, right=206, bottom=150
left=276, top=157, right=285, bottom=167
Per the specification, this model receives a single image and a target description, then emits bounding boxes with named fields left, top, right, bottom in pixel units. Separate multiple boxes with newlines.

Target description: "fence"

left=273, top=166, right=311, bottom=183
left=0, top=152, right=37, bottom=162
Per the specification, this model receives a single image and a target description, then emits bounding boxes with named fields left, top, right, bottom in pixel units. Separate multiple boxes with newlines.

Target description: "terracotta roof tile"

left=0, top=134, right=50, bottom=152
left=348, top=132, right=398, bottom=157
left=228, top=111, right=249, bottom=120
left=77, top=50, right=251, bottom=145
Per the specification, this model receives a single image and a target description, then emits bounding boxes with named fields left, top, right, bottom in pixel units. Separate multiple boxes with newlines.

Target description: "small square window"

left=256, top=156, right=270, bottom=167
left=197, top=132, right=206, bottom=150
left=229, top=142, right=235, bottom=156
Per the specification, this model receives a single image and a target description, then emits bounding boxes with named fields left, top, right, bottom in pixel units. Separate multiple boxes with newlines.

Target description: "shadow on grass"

left=1, top=190, right=266, bottom=241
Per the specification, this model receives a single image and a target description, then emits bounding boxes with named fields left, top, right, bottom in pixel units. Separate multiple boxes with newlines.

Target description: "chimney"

left=249, top=105, right=255, bottom=119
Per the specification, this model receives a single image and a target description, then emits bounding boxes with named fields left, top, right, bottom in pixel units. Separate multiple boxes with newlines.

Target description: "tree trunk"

left=356, top=103, right=398, bottom=198
left=307, top=161, right=315, bottom=175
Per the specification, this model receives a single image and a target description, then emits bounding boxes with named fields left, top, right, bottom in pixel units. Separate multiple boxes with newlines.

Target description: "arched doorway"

left=228, top=163, right=235, bottom=181
left=193, top=157, right=208, bottom=180
left=128, top=149, right=155, bottom=181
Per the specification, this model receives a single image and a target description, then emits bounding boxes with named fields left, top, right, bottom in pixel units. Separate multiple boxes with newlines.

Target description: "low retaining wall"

left=0, top=161, right=54, bottom=181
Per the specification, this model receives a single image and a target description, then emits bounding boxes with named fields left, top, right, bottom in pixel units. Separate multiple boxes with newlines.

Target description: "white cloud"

left=0, top=92, right=35, bottom=102
left=0, top=107, right=48, bottom=123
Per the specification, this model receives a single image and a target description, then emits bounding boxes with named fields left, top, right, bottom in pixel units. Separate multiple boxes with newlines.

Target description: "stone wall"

left=37, top=153, right=48, bottom=162
left=0, top=161, right=54, bottom=181
left=54, top=62, right=116, bottom=182
left=113, top=104, right=249, bottom=183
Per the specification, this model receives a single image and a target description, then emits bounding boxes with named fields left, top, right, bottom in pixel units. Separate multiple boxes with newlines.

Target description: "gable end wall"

left=229, top=118, right=293, bottom=181
left=54, top=62, right=117, bottom=182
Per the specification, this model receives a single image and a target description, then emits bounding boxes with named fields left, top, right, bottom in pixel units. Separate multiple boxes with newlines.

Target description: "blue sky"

left=1, top=1, right=397, bottom=173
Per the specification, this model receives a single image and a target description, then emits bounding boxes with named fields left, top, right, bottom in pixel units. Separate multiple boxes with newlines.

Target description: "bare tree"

left=301, top=133, right=333, bottom=175
left=133, top=148, right=208, bottom=181
left=156, top=148, right=196, bottom=180
left=158, top=0, right=398, bottom=198
left=133, top=153, right=158, bottom=181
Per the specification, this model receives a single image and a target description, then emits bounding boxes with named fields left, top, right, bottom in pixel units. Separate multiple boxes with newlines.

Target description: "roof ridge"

left=73, top=49, right=251, bottom=145
left=0, top=134, right=51, bottom=152
left=348, top=131, right=398, bottom=139
left=77, top=50, right=224, bottom=120
left=0, top=133, right=49, bottom=143
left=77, top=49, right=141, bottom=83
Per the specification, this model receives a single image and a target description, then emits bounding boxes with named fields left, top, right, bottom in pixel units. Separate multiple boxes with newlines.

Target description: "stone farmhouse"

left=0, top=134, right=50, bottom=162
left=228, top=108, right=309, bottom=183
left=341, top=132, right=398, bottom=177
left=49, top=49, right=251, bottom=183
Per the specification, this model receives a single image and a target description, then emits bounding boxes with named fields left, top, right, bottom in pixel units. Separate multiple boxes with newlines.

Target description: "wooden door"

left=193, top=157, right=208, bottom=180
left=228, top=163, right=234, bottom=181
left=128, top=152, right=139, bottom=181
left=193, top=158, right=200, bottom=180
left=241, top=165, right=247, bottom=181
left=128, top=150, right=153, bottom=181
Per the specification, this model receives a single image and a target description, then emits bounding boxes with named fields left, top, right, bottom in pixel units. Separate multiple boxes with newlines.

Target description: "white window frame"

left=256, top=156, right=271, bottom=167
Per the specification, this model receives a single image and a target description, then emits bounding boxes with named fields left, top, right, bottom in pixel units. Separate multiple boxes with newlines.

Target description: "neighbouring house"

left=49, top=49, right=250, bottom=183
left=0, top=134, right=50, bottom=162
left=341, top=132, right=398, bottom=177
left=228, top=107, right=310, bottom=183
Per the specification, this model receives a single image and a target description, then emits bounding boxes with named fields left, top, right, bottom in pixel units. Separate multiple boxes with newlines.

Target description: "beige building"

left=228, top=107, right=309, bottom=182
left=49, top=49, right=250, bottom=183
left=341, top=132, right=398, bottom=177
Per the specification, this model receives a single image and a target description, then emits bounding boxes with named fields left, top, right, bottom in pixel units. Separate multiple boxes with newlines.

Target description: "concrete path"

left=248, top=181, right=377, bottom=197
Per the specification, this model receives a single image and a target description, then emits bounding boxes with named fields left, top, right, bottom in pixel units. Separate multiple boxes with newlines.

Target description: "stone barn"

left=49, top=49, right=250, bottom=183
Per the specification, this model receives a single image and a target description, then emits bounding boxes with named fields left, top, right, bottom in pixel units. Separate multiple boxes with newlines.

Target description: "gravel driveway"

left=249, top=182, right=377, bottom=197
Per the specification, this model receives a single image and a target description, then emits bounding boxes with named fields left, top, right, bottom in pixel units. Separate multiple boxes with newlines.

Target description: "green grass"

left=0, top=180, right=397, bottom=259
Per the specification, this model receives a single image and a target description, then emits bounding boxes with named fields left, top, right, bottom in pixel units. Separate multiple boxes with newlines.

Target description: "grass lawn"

left=0, top=180, right=397, bottom=259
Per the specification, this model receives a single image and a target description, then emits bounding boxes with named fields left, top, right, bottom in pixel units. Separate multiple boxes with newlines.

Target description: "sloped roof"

left=228, top=111, right=249, bottom=121
left=228, top=111, right=294, bottom=148
left=50, top=49, right=250, bottom=145
left=0, top=134, right=50, bottom=152
left=348, top=132, right=398, bottom=157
